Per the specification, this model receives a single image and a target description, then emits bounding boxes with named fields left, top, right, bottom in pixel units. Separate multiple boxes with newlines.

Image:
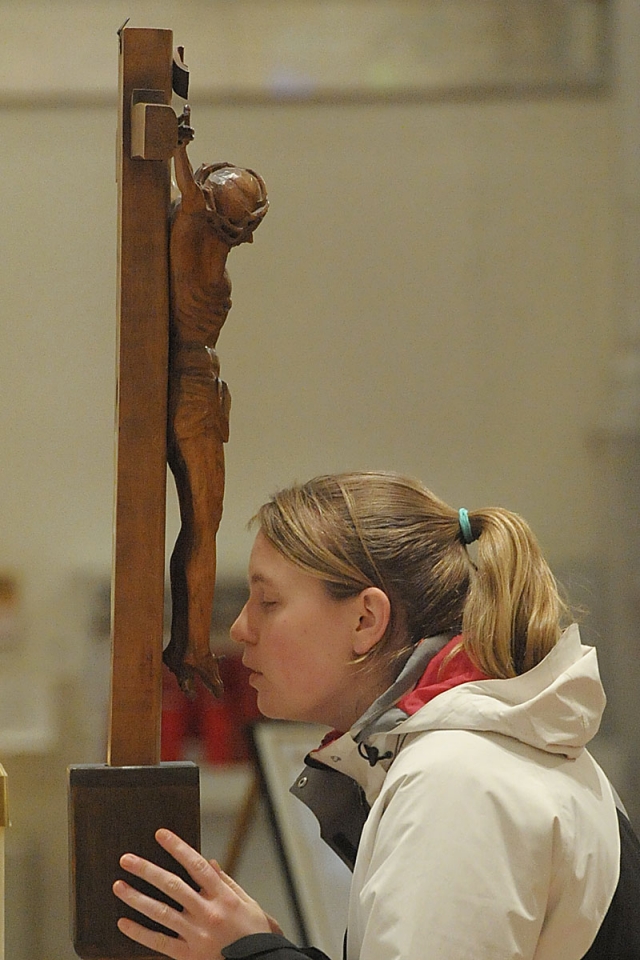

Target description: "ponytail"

left=460, top=508, right=568, bottom=678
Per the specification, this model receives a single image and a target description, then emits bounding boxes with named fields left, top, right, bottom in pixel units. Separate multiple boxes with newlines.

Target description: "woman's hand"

left=113, top=828, right=276, bottom=960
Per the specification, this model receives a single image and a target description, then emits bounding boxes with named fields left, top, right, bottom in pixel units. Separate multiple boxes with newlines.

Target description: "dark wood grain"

left=69, top=763, right=200, bottom=959
left=109, top=26, right=173, bottom=767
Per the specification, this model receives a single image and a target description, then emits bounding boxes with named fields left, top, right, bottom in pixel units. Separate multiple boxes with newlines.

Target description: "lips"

left=242, top=660, right=262, bottom=678
left=246, top=671, right=263, bottom=691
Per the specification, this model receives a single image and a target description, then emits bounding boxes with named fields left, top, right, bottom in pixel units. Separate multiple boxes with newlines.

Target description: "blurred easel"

left=223, top=771, right=261, bottom=875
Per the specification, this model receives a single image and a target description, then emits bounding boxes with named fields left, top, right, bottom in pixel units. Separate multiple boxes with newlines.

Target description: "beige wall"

left=0, top=2, right=619, bottom=673
left=0, top=98, right=618, bottom=663
left=0, top=4, right=624, bottom=958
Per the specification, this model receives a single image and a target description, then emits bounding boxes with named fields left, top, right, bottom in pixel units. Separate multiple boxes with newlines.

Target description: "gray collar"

left=352, top=633, right=452, bottom=744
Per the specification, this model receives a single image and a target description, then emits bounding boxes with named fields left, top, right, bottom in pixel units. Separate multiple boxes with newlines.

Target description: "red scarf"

left=397, top=635, right=489, bottom=716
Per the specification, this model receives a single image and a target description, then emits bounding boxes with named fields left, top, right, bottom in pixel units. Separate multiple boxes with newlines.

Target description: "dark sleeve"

left=221, top=933, right=330, bottom=960
left=581, top=809, right=640, bottom=959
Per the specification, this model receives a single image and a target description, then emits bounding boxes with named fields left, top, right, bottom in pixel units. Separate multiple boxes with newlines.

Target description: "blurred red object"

left=161, top=665, right=189, bottom=761
left=200, top=655, right=261, bottom=763
left=161, top=654, right=262, bottom=764
left=200, top=696, right=241, bottom=764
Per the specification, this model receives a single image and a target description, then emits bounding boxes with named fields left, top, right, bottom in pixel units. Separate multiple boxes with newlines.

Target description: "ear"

left=352, top=587, right=391, bottom=656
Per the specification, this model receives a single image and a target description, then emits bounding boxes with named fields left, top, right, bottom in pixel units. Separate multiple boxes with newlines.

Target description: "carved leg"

left=165, top=428, right=225, bottom=697
left=165, top=521, right=190, bottom=682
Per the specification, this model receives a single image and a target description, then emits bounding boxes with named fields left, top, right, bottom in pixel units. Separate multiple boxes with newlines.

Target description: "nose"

left=230, top=602, right=251, bottom=645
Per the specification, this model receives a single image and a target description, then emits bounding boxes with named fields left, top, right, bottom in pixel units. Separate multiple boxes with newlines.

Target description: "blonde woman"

left=114, top=473, right=638, bottom=960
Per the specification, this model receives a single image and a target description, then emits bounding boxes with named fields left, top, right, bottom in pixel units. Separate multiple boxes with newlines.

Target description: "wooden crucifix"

left=68, top=26, right=267, bottom=960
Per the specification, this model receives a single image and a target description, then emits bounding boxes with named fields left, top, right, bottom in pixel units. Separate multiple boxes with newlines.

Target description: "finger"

left=211, top=862, right=277, bottom=930
left=211, top=864, right=254, bottom=904
left=118, top=852, right=198, bottom=912
left=113, top=878, right=185, bottom=937
left=116, top=914, right=183, bottom=960
left=154, top=829, right=224, bottom=897
left=267, top=914, right=284, bottom=936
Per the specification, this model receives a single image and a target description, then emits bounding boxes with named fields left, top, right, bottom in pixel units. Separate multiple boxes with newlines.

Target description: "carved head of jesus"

left=194, top=162, right=269, bottom=246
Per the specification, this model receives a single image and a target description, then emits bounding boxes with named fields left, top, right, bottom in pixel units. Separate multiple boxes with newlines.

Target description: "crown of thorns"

left=194, top=162, right=269, bottom=246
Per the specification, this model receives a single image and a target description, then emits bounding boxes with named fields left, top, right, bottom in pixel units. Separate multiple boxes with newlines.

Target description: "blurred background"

left=0, top=1, right=639, bottom=956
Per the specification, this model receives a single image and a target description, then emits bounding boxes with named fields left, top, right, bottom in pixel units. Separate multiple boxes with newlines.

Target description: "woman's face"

left=230, top=532, right=380, bottom=731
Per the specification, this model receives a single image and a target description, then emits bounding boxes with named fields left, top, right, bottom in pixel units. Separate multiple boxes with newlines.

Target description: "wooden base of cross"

left=68, top=28, right=200, bottom=960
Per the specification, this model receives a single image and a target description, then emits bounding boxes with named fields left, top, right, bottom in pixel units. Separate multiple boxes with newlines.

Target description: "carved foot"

left=163, top=644, right=224, bottom=699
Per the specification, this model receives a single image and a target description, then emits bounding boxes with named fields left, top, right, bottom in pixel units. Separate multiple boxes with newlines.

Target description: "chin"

left=257, top=695, right=311, bottom=725
left=256, top=695, right=289, bottom=721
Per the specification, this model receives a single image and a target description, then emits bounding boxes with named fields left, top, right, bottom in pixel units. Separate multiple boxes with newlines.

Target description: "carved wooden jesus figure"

left=164, top=110, right=268, bottom=696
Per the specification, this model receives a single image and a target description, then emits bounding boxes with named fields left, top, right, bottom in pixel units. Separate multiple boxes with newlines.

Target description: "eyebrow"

left=249, top=573, right=273, bottom=586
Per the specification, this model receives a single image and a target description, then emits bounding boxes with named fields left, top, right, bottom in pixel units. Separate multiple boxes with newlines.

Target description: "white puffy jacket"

left=303, top=624, right=620, bottom=960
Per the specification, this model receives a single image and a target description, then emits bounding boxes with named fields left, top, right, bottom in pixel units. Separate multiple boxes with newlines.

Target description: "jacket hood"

left=386, top=623, right=605, bottom=759
left=293, top=624, right=608, bottom=867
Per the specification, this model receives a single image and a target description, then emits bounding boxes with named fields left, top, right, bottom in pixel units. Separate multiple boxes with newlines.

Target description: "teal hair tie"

left=458, top=508, right=474, bottom=545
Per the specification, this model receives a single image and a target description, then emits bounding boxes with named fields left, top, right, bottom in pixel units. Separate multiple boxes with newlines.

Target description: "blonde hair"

left=254, top=472, right=569, bottom=680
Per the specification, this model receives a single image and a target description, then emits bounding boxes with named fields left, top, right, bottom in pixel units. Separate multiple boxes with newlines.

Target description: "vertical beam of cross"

left=109, top=26, right=174, bottom=767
